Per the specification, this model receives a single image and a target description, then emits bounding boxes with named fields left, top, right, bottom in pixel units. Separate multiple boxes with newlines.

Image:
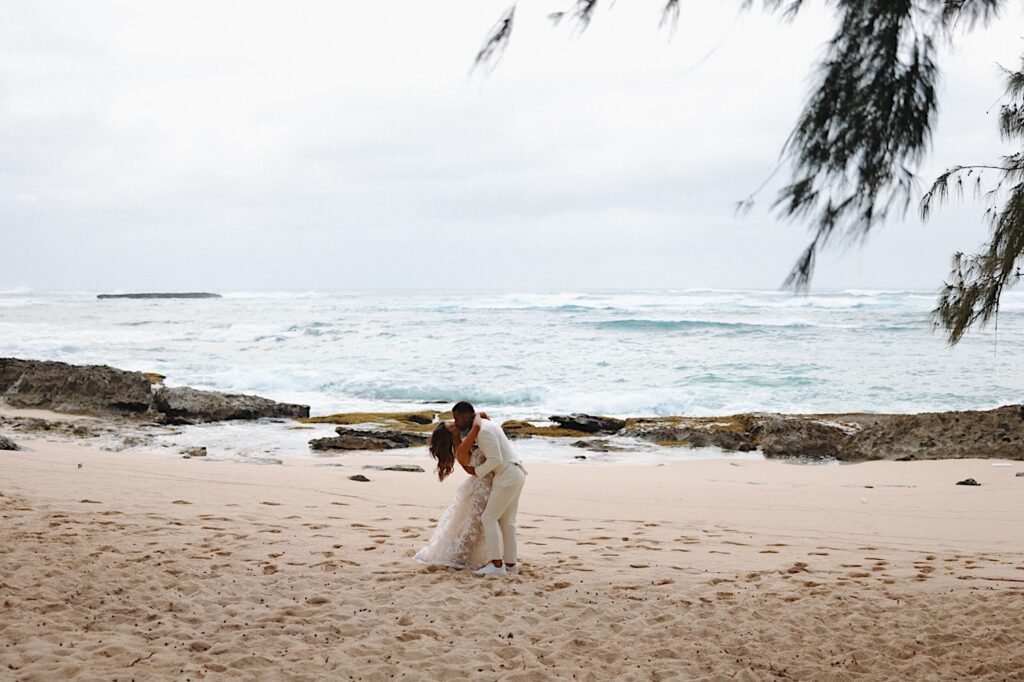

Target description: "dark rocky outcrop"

left=0, top=357, right=154, bottom=415
left=622, top=405, right=1024, bottom=462
left=0, top=358, right=310, bottom=423
left=363, top=464, right=425, bottom=472
left=153, top=386, right=309, bottom=423
left=0, top=435, right=19, bottom=450
left=309, top=427, right=428, bottom=452
left=571, top=439, right=629, bottom=453
left=97, top=292, right=221, bottom=299
left=550, top=414, right=626, bottom=434
left=501, top=420, right=591, bottom=439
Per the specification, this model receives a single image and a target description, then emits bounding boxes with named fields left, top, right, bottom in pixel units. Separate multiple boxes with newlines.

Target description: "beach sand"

left=1, top=415, right=1023, bottom=680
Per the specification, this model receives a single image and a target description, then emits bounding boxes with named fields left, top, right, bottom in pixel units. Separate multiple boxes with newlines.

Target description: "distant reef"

left=97, top=292, right=221, bottom=299
left=0, top=357, right=308, bottom=423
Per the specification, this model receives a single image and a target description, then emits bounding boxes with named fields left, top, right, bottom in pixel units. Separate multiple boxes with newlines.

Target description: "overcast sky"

left=2, top=1, right=1022, bottom=293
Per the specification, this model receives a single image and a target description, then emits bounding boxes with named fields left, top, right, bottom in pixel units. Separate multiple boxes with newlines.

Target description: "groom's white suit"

left=473, top=419, right=527, bottom=565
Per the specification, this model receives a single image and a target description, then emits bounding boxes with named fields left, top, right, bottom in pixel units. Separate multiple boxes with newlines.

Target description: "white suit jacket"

left=473, top=419, right=526, bottom=480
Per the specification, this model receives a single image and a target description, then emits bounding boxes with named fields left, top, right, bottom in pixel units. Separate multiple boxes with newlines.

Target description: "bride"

left=413, top=413, right=493, bottom=570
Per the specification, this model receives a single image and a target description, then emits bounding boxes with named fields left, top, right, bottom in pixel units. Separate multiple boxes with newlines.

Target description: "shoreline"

left=2, top=354, right=1022, bottom=465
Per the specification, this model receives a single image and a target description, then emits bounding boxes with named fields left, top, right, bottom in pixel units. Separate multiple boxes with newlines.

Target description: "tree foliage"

left=474, top=0, right=1023, bottom=344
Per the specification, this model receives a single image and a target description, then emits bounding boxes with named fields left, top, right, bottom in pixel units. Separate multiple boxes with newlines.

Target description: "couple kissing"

left=413, top=401, right=528, bottom=577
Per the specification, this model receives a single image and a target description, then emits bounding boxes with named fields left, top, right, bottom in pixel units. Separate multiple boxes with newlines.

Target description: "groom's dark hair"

left=452, top=401, right=475, bottom=416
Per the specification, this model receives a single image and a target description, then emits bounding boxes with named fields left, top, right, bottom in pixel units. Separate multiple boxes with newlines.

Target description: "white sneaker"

left=474, top=564, right=507, bottom=577
left=505, top=564, right=520, bottom=575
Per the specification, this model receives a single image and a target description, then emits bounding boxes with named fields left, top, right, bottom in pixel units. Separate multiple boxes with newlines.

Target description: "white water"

left=2, top=288, right=1021, bottom=463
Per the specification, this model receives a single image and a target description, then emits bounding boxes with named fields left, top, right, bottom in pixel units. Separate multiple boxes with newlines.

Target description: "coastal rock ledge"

left=0, top=358, right=309, bottom=423
left=620, top=406, right=1024, bottom=461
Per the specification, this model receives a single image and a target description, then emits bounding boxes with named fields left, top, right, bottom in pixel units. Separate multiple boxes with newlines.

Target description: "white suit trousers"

left=480, top=463, right=525, bottom=564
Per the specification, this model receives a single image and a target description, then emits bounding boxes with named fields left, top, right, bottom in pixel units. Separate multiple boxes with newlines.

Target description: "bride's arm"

left=454, top=415, right=485, bottom=475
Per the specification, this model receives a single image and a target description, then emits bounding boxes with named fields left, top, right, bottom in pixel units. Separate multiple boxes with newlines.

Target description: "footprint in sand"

left=171, top=500, right=192, bottom=505
left=261, top=501, right=281, bottom=506
left=79, top=499, right=101, bottom=504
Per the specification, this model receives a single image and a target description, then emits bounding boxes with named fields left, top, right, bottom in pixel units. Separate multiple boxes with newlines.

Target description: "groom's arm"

left=471, top=425, right=502, bottom=478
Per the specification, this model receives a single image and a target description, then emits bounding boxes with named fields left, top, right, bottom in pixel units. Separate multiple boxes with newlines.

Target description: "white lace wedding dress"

left=413, top=449, right=493, bottom=570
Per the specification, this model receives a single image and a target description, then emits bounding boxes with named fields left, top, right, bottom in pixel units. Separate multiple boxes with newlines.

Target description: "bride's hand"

left=479, top=411, right=490, bottom=421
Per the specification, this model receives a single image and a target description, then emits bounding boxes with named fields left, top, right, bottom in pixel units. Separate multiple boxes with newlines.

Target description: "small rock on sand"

left=348, top=474, right=371, bottom=482
left=955, top=478, right=981, bottom=486
left=0, top=435, right=19, bottom=450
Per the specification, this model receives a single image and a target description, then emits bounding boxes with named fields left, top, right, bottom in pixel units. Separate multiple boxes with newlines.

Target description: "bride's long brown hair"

left=428, top=423, right=455, bottom=481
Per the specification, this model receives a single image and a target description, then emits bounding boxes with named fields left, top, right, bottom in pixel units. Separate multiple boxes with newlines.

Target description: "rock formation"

left=0, top=358, right=309, bottom=423
left=549, top=414, right=626, bottom=434
left=309, top=427, right=428, bottom=451
left=96, top=292, right=221, bottom=299
left=621, top=405, right=1024, bottom=461
left=153, top=386, right=309, bottom=422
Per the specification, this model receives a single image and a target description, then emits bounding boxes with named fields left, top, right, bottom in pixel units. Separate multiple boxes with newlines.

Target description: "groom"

left=452, top=401, right=527, bottom=577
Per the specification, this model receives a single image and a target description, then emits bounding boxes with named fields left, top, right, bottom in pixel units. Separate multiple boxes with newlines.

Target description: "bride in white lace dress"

left=413, top=415, right=493, bottom=570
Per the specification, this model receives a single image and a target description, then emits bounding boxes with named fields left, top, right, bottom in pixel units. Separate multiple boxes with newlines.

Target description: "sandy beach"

left=1, top=410, right=1022, bottom=681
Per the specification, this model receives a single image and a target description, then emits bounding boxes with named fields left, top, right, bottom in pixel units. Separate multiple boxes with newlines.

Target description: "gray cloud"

left=1, top=1, right=1022, bottom=292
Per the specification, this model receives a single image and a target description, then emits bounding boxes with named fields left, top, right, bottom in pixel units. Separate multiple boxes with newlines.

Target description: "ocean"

left=2, top=287, right=1021, bottom=462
